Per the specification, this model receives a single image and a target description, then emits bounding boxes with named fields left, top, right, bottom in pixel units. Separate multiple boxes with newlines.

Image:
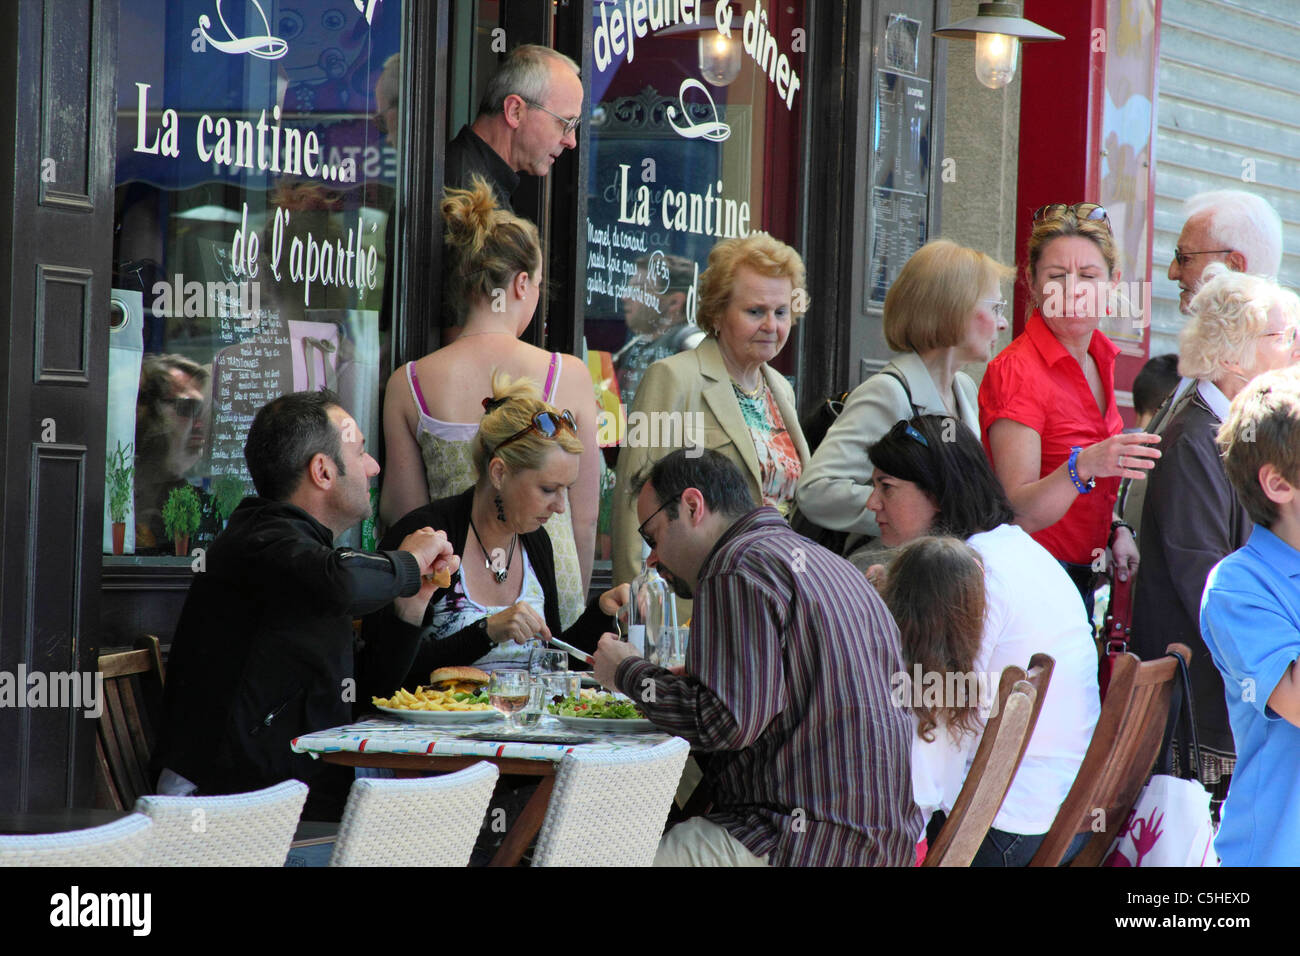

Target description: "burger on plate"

left=425, top=666, right=490, bottom=694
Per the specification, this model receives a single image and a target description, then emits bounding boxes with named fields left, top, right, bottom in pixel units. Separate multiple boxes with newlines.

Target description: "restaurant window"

left=581, top=0, right=808, bottom=560
left=107, top=0, right=405, bottom=565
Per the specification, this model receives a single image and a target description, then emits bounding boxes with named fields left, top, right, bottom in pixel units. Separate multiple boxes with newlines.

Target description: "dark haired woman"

left=868, top=414, right=1099, bottom=866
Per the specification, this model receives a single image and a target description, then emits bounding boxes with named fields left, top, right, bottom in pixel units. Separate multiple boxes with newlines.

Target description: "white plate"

left=553, top=714, right=657, bottom=733
left=375, top=704, right=503, bottom=725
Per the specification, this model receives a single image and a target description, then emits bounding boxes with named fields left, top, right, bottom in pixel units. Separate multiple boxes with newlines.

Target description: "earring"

left=495, top=495, right=506, bottom=522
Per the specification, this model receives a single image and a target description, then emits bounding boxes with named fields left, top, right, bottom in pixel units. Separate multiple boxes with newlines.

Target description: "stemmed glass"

left=488, top=670, right=529, bottom=731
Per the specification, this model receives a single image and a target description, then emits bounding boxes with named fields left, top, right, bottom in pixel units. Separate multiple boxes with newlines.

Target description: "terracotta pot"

left=111, top=522, right=125, bottom=555
left=173, top=533, right=189, bottom=557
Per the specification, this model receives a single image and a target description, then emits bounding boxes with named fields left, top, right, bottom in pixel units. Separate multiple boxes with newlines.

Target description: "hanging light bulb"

left=974, top=32, right=1018, bottom=89
left=935, top=2, right=1062, bottom=91
left=699, top=32, right=742, bottom=86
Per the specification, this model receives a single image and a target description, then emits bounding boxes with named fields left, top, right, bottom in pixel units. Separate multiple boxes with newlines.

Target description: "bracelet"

left=1067, top=446, right=1095, bottom=494
left=1109, top=520, right=1135, bottom=546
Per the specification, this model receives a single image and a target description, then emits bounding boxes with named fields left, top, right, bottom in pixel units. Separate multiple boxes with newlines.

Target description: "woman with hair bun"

left=361, top=373, right=626, bottom=696
left=379, top=176, right=598, bottom=628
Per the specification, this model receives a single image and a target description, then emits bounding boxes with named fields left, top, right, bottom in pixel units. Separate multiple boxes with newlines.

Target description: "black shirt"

left=444, top=124, right=519, bottom=210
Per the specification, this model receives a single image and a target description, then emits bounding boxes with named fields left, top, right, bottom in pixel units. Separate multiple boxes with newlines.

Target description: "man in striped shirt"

left=593, top=449, right=921, bottom=866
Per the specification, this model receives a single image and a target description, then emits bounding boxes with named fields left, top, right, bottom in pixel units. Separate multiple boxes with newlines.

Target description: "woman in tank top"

left=379, top=178, right=598, bottom=628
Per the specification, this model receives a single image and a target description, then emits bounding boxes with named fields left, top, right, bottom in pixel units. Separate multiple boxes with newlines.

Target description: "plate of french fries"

left=372, top=686, right=502, bottom=724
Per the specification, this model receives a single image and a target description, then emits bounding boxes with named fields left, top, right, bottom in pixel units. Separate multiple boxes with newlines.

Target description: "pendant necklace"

left=468, top=514, right=516, bottom=584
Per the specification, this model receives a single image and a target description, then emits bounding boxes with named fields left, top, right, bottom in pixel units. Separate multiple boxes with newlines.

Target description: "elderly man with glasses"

left=1119, top=190, right=1285, bottom=530
left=445, top=44, right=583, bottom=212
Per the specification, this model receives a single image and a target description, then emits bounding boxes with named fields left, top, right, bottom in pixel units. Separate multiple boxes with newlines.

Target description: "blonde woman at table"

left=360, top=374, right=627, bottom=699
left=611, top=232, right=810, bottom=589
left=379, top=177, right=599, bottom=629
left=796, top=239, right=1012, bottom=546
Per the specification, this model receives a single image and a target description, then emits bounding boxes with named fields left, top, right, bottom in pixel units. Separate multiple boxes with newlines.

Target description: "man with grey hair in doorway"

left=1119, top=189, right=1285, bottom=529
left=445, top=44, right=583, bottom=211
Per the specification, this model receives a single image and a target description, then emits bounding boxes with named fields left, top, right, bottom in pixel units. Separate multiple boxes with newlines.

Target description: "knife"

left=546, top=635, right=593, bottom=665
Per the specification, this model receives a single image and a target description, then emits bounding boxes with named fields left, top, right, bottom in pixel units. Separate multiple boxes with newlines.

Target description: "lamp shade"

left=933, top=2, right=1064, bottom=42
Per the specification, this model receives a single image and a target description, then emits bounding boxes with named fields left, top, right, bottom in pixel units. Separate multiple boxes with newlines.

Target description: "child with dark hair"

left=1131, top=353, right=1180, bottom=429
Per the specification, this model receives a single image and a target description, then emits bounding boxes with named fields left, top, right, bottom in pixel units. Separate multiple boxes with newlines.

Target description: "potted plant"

left=162, top=484, right=201, bottom=557
left=105, top=440, right=133, bottom=555
left=212, top=474, right=245, bottom=529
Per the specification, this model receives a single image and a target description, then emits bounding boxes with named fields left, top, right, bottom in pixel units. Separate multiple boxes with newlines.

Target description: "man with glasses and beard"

left=592, top=449, right=920, bottom=866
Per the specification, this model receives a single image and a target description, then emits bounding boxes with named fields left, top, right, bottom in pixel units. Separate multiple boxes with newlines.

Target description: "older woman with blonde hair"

left=1131, top=264, right=1300, bottom=805
left=361, top=373, right=627, bottom=695
left=797, top=239, right=1012, bottom=545
left=611, top=231, right=810, bottom=587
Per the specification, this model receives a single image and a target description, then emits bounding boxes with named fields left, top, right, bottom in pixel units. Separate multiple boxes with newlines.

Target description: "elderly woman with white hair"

left=1131, top=264, right=1300, bottom=805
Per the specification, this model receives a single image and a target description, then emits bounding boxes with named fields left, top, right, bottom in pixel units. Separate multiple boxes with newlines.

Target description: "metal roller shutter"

left=1151, top=0, right=1300, bottom=358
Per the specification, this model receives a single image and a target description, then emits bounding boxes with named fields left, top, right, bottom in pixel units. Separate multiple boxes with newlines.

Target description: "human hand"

left=393, top=576, right=437, bottom=626
left=593, top=633, right=640, bottom=689
left=398, top=527, right=459, bottom=581
left=1110, top=526, right=1139, bottom=583
left=1077, top=432, right=1161, bottom=482
left=599, top=583, right=630, bottom=618
left=485, top=601, right=551, bottom=645
left=865, top=564, right=887, bottom=591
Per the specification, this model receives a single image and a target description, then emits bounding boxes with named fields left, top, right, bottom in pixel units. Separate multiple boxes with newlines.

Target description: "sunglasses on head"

left=1033, top=202, right=1111, bottom=230
left=492, top=409, right=578, bottom=455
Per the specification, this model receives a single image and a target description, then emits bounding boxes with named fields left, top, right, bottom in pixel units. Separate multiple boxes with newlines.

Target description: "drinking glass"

left=529, top=648, right=568, bottom=675
left=488, top=670, right=529, bottom=731
left=517, top=677, right=546, bottom=728
left=542, top=671, right=582, bottom=706
left=662, top=627, right=688, bottom=670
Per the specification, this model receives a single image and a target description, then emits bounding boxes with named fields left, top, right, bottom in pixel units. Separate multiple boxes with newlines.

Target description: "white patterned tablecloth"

left=292, top=716, right=671, bottom=764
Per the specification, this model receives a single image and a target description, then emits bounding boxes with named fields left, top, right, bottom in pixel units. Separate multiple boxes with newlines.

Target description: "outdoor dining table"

left=291, top=714, right=673, bottom=866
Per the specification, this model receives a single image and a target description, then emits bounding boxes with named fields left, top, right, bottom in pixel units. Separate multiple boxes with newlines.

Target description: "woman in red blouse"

left=979, top=204, right=1162, bottom=612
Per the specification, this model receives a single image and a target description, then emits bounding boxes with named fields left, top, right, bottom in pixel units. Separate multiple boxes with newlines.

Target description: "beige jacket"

left=611, top=336, right=810, bottom=587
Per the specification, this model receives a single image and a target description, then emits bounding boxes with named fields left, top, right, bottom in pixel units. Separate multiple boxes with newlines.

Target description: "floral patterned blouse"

left=733, top=382, right=802, bottom=514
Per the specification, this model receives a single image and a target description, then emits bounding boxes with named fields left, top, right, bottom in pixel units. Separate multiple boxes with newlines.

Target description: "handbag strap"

left=879, top=365, right=923, bottom=418
left=1156, top=647, right=1202, bottom=781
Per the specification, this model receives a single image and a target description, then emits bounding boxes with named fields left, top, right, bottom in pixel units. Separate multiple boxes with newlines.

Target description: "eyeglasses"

left=981, top=298, right=1008, bottom=320
left=162, top=397, right=204, bottom=418
left=492, top=409, right=578, bottom=455
left=1172, top=247, right=1234, bottom=268
left=638, top=495, right=677, bottom=550
left=520, top=97, right=581, bottom=135
left=1033, top=202, right=1111, bottom=231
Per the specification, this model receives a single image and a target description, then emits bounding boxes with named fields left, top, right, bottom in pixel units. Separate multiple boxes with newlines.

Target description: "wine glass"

left=488, top=670, right=529, bottom=731
left=529, top=648, right=567, bottom=675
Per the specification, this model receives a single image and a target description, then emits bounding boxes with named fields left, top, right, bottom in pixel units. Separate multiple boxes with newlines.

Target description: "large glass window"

left=582, top=0, right=808, bottom=560
left=107, top=0, right=404, bottom=563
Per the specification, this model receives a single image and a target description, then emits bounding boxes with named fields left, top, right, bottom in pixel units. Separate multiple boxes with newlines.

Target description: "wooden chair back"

left=924, top=655, right=1053, bottom=866
left=1029, top=642, right=1190, bottom=866
left=94, top=635, right=165, bottom=811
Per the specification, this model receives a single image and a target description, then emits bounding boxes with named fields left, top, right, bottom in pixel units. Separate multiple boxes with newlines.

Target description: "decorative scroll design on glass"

left=594, top=84, right=728, bottom=142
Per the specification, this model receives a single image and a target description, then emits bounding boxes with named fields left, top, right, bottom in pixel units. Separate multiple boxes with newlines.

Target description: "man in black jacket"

left=155, top=390, right=457, bottom=819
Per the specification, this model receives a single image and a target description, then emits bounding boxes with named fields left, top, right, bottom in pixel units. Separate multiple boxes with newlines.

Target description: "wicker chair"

left=132, top=780, right=308, bottom=866
left=329, top=762, right=499, bottom=867
left=0, top=814, right=153, bottom=866
left=532, top=736, right=690, bottom=867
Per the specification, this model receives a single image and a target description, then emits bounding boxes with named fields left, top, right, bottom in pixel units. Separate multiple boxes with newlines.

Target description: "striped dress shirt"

left=616, top=507, right=922, bottom=866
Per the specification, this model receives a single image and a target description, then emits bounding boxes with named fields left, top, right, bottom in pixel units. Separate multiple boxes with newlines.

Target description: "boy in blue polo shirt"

left=1201, top=365, right=1300, bottom=866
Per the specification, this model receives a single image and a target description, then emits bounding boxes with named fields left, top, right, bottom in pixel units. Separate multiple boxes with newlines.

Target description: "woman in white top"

left=379, top=178, right=599, bottom=628
left=868, top=414, right=1100, bottom=866
left=796, top=240, right=1012, bottom=540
